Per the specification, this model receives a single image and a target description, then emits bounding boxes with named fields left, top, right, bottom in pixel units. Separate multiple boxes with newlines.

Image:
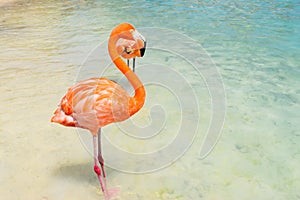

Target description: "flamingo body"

left=51, top=77, right=133, bottom=135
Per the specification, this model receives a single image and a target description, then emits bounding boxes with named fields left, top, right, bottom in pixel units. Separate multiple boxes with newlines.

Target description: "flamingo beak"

left=132, top=30, right=146, bottom=57
left=140, top=41, right=146, bottom=57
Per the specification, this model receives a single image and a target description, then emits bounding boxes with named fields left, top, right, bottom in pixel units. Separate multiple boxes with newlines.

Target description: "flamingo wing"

left=51, top=78, right=131, bottom=135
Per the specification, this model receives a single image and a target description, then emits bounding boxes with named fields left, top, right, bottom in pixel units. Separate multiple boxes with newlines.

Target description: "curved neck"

left=108, top=35, right=145, bottom=116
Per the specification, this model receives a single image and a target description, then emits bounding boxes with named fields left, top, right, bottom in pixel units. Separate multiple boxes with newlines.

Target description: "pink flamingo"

left=51, top=23, right=146, bottom=199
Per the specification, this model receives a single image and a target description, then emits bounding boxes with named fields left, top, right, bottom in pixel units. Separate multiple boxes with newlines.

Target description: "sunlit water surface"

left=0, top=0, right=299, bottom=200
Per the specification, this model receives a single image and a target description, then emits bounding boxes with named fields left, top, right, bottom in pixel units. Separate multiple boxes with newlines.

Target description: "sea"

left=0, top=0, right=299, bottom=199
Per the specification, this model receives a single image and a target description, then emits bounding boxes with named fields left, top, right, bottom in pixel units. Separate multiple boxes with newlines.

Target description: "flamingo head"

left=111, top=23, right=146, bottom=59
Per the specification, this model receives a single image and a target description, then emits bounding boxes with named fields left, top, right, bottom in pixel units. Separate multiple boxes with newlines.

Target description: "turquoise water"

left=0, top=0, right=299, bottom=199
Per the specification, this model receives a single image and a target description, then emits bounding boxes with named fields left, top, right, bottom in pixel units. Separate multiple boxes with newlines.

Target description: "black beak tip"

left=140, top=41, right=146, bottom=57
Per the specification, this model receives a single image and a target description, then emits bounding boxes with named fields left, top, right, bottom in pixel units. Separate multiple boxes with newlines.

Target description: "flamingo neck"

left=108, top=35, right=145, bottom=116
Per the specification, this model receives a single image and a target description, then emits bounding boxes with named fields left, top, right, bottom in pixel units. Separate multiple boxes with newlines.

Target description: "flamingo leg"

left=133, top=58, right=135, bottom=72
left=96, top=130, right=120, bottom=200
left=93, top=135, right=106, bottom=194
left=97, top=128, right=107, bottom=178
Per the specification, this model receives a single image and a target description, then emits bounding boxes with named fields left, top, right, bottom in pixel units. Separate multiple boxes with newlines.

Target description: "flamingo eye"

left=124, top=46, right=133, bottom=54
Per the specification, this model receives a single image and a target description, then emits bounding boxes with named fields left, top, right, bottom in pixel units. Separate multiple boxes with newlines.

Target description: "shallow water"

left=1, top=0, right=300, bottom=200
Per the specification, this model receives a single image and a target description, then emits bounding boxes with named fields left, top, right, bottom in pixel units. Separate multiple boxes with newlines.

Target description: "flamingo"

left=51, top=23, right=146, bottom=199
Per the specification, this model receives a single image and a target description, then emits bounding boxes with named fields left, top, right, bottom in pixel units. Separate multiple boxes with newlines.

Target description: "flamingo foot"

left=104, top=187, right=120, bottom=200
